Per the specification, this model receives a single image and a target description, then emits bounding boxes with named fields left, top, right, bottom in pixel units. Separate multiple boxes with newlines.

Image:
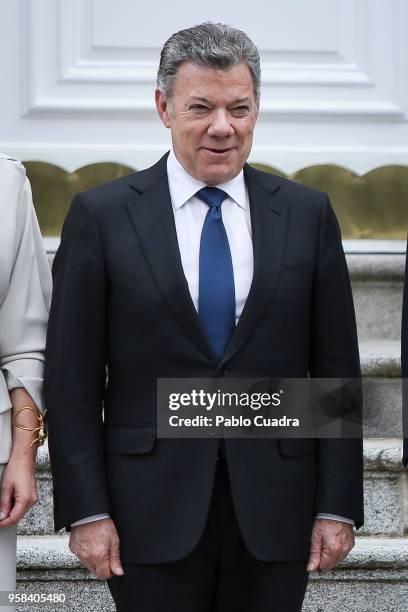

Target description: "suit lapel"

left=125, top=155, right=288, bottom=367
left=219, top=164, right=288, bottom=366
left=125, top=155, right=218, bottom=365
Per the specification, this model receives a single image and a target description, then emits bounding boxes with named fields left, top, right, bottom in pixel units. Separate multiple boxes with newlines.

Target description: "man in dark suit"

left=45, top=22, right=363, bottom=612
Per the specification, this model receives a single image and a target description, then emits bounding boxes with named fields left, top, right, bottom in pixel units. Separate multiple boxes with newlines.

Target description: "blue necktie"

left=196, top=187, right=236, bottom=360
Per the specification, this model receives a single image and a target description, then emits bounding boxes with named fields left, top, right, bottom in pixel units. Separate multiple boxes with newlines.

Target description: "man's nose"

left=207, top=110, right=234, bottom=137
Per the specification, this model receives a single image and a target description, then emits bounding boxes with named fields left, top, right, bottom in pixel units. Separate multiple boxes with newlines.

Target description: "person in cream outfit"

left=0, top=155, right=51, bottom=610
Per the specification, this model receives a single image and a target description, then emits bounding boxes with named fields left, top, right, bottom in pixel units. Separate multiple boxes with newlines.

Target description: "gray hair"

left=157, top=22, right=261, bottom=103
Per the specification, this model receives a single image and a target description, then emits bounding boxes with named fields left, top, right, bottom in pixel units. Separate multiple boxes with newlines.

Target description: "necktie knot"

left=196, top=186, right=228, bottom=209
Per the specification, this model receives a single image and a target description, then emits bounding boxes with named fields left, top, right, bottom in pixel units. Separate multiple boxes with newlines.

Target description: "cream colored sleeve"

left=0, top=158, right=52, bottom=413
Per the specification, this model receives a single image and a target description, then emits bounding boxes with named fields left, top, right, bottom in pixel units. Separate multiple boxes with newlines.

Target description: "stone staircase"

left=15, top=252, right=408, bottom=611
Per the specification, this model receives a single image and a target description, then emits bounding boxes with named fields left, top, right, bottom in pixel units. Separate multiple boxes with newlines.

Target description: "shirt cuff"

left=71, top=513, right=110, bottom=527
left=1, top=359, right=45, bottom=413
left=316, top=513, right=355, bottom=526
left=2, top=371, right=24, bottom=391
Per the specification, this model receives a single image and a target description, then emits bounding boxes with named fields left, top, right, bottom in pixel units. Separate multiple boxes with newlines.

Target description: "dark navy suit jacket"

left=45, top=153, right=364, bottom=563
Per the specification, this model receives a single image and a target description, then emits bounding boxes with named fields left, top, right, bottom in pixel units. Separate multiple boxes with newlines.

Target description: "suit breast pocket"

left=104, top=425, right=156, bottom=455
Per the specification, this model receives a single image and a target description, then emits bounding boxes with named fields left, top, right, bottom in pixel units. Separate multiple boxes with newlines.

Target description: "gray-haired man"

left=46, top=22, right=363, bottom=612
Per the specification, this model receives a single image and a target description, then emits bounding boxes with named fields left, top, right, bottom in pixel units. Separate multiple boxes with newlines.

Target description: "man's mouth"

left=203, top=147, right=233, bottom=154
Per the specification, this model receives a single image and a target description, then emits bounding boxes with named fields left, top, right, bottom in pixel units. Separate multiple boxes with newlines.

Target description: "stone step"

left=17, top=441, right=408, bottom=538
left=304, top=537, right=408, bottom=611
left=360, top=341, right=400, bottom=377
left=16, top=535, right=114, bottom=612
left=355, top=342, right=402, bottom=443
left=361, top=441, right=407, bottom=537
left=348, top=254, right=405, bottom=342
left=13, top=535, right=408, bottom=611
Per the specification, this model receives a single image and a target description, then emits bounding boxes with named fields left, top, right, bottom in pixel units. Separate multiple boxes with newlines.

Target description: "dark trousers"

left=108, top=460, right=309, bottom=612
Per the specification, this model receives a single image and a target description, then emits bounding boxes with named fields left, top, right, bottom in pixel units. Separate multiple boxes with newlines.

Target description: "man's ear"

left=155, top=89, right=171, bottom=128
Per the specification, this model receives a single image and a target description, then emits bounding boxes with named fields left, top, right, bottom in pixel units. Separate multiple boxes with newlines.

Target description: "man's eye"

left=190, top=105, right=209, bottom=112
left=231, top=106, right=250, bottom=116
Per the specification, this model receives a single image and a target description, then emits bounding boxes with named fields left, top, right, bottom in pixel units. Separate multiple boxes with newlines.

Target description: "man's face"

left=155, top=61, right=258, bottom=185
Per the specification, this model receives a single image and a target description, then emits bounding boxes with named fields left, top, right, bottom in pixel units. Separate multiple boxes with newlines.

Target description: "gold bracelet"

left=13, top=406, right=48, bottom=447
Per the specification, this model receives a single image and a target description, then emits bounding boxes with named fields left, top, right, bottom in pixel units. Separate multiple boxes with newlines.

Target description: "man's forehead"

left=174, top=61, right=252, bottom=84
left=188, top=95, right=253, bottom=104
left=171, top=63, right=255, bottom=101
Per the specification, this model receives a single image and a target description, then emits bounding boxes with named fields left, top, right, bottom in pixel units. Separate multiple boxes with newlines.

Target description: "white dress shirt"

left=72, top=151, right=353, bottom=527
left=167, top=150, right=253, bottom=325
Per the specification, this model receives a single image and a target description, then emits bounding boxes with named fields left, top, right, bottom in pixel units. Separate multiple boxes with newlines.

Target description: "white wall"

left=1, top=0, right=407, bottom=173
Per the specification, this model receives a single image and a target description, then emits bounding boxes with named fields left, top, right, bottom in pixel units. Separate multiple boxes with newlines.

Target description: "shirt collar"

left=167, top=149, right=247, bottom=211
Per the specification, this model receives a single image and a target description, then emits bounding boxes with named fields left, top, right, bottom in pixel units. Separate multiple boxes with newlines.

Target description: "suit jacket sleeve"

left=309, top=195, right=364, bottom=528
left=45, top=193, right=111, bottom=529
